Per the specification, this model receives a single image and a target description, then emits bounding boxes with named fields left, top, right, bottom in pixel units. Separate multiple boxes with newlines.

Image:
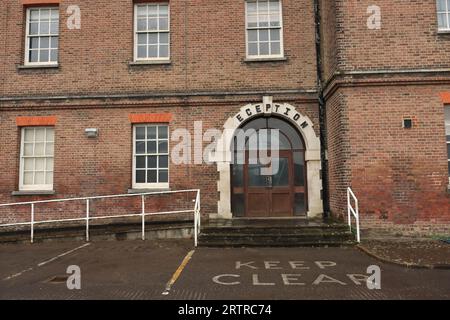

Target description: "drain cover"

left=45, top=275, right=69, bottom=284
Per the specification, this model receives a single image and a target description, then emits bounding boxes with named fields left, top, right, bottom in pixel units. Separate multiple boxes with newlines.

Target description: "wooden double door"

left=245, top=150, right=295, bottom=217
left=231, top=116, right=308, bottom=218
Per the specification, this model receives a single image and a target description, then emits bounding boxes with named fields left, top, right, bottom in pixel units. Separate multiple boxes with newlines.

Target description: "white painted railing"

left=193, top=189, right=201, bottom=247
left=347, top=187, right=360, bottom=243
left=0, top=189, right=201, bottom=246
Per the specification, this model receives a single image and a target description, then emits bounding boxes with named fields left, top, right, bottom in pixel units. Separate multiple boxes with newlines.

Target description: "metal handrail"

left=193, top=190, right=201, bottom=247
left=347, top=187, right=360, bottom=243
left=0, top=189, right=201, bottom=246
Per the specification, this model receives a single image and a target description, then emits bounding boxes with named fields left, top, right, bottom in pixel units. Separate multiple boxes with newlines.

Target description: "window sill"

left=437, top=29, right=450, bottom=34
left=128, top=188, right=171, bottom=194
left=12, top=190, right=56, bottom=196
left=129, top=60, right=171, bottom=66
left=244, top=57, right=287, bottom=63
left=17, top=64, right=59, bottom=70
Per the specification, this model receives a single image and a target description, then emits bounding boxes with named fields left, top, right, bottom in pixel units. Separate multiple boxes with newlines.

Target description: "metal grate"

left=45, top=275, right=69, bottom=283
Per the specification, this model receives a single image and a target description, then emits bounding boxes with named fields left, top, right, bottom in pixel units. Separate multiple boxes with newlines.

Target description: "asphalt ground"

left=0, top=239, right=449, bottom=300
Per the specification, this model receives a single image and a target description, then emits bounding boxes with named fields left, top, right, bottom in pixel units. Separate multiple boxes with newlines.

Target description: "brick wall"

left=325, top=83, right=450, bottom=234
left=0, top=0, right=320, bottom=225
left=322, top=0, right=450, bottom=234
left=325, top=90, right=351, bottom=219
left=1, top=0, right=317, bottom=97
left=326, top=87, right=450, bottom=232
left=347, top=86, right=450, bottom=223
left=319, top=0, right=338, bottom=82
left=0, top=99, right=320, bottom=224
left=1, top=0, right=450, bottom=236
left=335, top=0, right=450, bottom=71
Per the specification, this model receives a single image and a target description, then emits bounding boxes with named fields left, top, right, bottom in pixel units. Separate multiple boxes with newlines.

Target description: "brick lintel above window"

left=16, top=116, right=58, bottom=127
left=21, top=0, right=60, bottom=5
left=129, top=113, right=173, bottom=124
left=441, top=92, right=450, bottom=104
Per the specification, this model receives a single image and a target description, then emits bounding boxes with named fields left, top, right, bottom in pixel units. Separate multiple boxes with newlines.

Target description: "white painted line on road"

left=3, top=243, right=91, bottom=281
left=3, top=267, right=34, bottom=281
left=37, top=243, right=91, bottom=267
left=162, top=249, right=195, bottom=295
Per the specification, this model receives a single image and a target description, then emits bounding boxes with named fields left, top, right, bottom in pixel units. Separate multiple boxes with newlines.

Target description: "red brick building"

left=321, top=0, right=450, bottom=235
left=0, top=0, right=449, bottom=236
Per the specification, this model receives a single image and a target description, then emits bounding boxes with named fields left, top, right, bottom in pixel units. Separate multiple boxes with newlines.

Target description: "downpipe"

left=313, top=0, right=330, bottom=218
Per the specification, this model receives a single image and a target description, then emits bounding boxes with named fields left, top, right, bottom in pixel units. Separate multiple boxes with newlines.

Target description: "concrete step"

left=199, top=233, right=354, bottom=244
left=200, top=226, right=350, bottom=235
left=198, top=239, right=356, bottom=247
left=198, top=219, right=356, bottom=247
left=199, top=231, right=354, bottom=239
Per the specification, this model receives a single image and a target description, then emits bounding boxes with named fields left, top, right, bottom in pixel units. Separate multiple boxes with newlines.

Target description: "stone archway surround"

left=212, top=96, right=323, bottom=219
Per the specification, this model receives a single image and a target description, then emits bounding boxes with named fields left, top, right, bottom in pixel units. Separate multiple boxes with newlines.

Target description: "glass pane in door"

left=294, top=193, right=306, bottom=215
left=232, top=163, right=244, bottom=187
left=232, top=194, right=245, bottom=217
left=248, top=161, right=268, bottom=187
left=272, top=157, right=289, bottom=186
left=294, top=151, right=305, bottom=186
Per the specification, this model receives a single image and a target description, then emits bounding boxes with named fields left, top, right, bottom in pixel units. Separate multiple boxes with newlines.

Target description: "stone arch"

left=213, top=96, right=323, bottom=219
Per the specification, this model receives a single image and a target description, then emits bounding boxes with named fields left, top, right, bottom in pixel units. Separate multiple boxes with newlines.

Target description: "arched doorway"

left=231, top=116, right=307, bottom=217
left=214, top=98, right=323, bottom=219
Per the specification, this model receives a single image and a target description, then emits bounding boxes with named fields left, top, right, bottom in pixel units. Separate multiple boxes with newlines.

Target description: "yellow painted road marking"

left=162, top=250, right=195, bottom=295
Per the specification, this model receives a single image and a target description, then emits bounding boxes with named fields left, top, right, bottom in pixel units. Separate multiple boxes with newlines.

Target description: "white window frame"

left=132, top=124, right=170, bottom=189
left=133, top=3, right=170, bottom=62
left=24, top=6, right=59, bottom=66
left=19, top=127, right=55, bottom=191
left=437, top=0, right=450, bottom=31
left=245, top=0, right=284, bottom=59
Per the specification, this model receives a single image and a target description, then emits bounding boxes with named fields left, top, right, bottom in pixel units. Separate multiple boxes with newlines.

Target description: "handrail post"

left=356, top=214, right=360, bottom=243
left=347, top=188, right=351, bottom=231
left=194, top=211, right=198, bottom=247
left=86, top=199, right=90, bottom=242
left=355, top=198, right=360, bottom=243
left=141, top=195, right=145, bottom=241
left=193, top=190, right=200, bottom=247
left=198, top=190, right=201, bottom=231
left=347, top=187, right=361, bottom=243
left=30, top=203, right=34, bottom=244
